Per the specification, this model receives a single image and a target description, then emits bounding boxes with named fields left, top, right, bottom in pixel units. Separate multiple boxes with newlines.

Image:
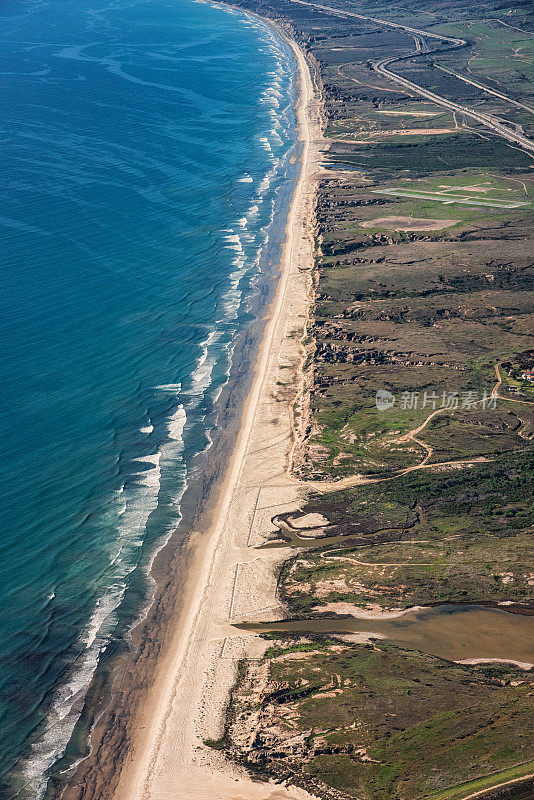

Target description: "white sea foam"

left=25, top=10, right=298, bottom=797
left=258, top=136, right=272, bottom=153
left=135, top=453, right=161, bottom=488
left=135, top=453, right=161, bottom=466
left=258, top=170, right=276, bottom=194
left=22, top=575, right=140, bottom=798
left=22, top=592, right=120, bottom=797
left=167, top=404, right=187, bottom=441
left=21, top=403, right=179, bottom=796
left=155, top=382, right=182, bottom=391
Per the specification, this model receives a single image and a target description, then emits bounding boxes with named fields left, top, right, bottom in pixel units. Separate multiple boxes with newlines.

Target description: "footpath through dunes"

left=61, top=18, right=325, bottom=800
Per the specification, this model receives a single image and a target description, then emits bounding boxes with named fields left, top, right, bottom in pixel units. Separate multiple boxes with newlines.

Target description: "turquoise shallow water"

left=0, top=0, right=296, bottom=795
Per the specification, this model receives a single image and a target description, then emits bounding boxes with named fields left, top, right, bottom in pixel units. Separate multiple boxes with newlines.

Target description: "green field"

left=435, top=20, right=534, bottom=85
left=424, top=761, right=534, bottom=799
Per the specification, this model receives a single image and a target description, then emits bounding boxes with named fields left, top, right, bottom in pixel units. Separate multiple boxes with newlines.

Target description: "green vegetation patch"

left=226, top=641, right=534, bottom=800
left=283, top=452, right=534, bottom=611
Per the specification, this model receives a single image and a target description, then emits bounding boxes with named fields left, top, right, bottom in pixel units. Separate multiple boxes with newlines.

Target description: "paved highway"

left=285, top=0, right=534, bottom=153
left=373, top=55, right=534, bottom=152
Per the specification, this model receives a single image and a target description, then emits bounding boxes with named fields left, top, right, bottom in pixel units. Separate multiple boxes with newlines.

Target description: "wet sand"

left=61, top=12, right=324, bottom=800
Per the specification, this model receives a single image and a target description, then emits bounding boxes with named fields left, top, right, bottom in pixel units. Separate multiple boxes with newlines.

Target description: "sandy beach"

left=63, top=17, right=323, bottom=800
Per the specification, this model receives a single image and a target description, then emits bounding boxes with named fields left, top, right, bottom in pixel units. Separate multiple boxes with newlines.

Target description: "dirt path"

left=320, top=552, right=436, bottom=567
left=297, top=406, right=458, bottom=493
left=300, top=454, right=490, bottom=494
left=452, top=770, right=534, bottom=800
left=494, top=363, right=534, bottom=405
left=295, top=361, right=533, bottom=495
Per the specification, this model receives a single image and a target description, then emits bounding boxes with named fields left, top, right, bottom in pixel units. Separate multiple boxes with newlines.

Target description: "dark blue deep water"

left=0, top=0, right=296, bottom=794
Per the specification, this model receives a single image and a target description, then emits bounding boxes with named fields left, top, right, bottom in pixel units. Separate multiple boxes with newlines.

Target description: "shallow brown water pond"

left=237, top=605, right=534, bottom=666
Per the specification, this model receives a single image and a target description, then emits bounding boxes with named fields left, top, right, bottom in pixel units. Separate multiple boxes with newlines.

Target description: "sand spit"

left=455, top=658, right=533, bottom=671
left=62, top=16, right=323, bottom=800
left=313, top=602, right=430, bottom=619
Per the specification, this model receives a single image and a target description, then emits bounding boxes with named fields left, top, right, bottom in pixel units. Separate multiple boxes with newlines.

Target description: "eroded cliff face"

left=221, top=638, right=534, bottom=800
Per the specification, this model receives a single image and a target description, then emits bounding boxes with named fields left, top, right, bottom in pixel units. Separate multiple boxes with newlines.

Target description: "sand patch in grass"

left=376, top=109, right=440, bottom=117
left=360, top=215, right=459, bottom=231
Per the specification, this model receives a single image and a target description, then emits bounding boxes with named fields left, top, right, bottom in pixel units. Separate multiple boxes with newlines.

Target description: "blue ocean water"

left=0, top=0, right=296, bottom=795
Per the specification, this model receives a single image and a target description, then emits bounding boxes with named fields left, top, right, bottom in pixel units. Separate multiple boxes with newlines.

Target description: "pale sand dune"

left=287, top=512, right=329, bottom=528
left=455, top=658, right=533, bottom=670
left=376, top=109, right=440, bottom=116
left=109, top=20, right=323, bottom=800
left=314, top=602, right=429, bottom=619
left=360, top=215, right=459, bottom=231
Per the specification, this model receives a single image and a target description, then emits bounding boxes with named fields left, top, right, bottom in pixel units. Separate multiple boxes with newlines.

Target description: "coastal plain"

left=209, top=0, right=534, bottom=799
left=63, top=1, right=534, bottom=799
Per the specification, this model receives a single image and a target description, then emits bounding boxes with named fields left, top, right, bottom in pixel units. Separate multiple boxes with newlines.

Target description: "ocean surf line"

left=0, top=0, right=298, bottom=796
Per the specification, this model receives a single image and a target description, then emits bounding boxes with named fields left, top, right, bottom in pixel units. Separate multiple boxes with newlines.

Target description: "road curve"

left=374, top=55, right=534, bottom=152
left=284, top=0, right=534, bottom=153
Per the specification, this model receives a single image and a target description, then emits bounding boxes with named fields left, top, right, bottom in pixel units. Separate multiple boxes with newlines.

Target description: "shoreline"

left=61, top=13, right=323, bottom=800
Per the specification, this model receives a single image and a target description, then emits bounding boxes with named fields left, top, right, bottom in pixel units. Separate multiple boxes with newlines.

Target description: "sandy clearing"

left=286, top=512, right=329, bottom=528
left=359, top=215, right=459, bottom=231
left=314, top=602, right=430, bottom=618
left=455, top=658, right=533, bottom=670
left=438, top=183, right=495, bottom=193
left=372, top=127, right=453, bottom=135
left=338, top=128, right=454, bottom=143
left=376, top=109, right=440, bottom=116
left=333, top=632, right=387, bottom=643
left=391, top=127, right=453, bottom=135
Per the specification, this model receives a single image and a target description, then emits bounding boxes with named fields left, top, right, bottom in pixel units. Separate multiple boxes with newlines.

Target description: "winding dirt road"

left=296, top=362, right=534, bottom=494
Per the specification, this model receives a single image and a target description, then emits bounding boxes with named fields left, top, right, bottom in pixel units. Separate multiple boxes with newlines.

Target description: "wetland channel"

left=237, top=605, right=534, bottom=667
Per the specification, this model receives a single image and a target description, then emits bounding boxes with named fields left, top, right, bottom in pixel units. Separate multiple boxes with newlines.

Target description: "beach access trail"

left=106, top=24, right=324, bottom=800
